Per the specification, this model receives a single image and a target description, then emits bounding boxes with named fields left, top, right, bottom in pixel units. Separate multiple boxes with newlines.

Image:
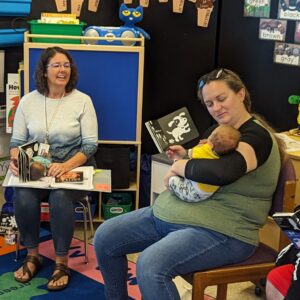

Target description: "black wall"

left=1, top=0, right=298, bottom=153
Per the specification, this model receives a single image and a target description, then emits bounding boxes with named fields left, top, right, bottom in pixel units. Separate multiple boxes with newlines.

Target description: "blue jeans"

left=94, top=206, right=256, bottom=300
left=13, top=187, right=88, bottom=256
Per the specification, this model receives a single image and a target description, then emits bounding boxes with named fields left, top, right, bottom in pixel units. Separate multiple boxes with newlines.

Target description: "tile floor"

left=74, top=223, right=267, bottom=300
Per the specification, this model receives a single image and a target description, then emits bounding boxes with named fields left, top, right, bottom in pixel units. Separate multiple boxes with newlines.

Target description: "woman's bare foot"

left=47, top=256, right=70, bottom=290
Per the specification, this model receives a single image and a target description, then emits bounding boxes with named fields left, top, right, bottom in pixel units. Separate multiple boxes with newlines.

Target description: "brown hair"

left=34, top=46, right=78, bottom=95
left=197, top=68, right=286, bottom=162
left=210, top=125, right=241, bottom=155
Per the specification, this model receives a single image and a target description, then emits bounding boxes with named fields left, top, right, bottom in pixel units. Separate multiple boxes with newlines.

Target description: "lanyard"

left=44, top=93, right=64, bottom=144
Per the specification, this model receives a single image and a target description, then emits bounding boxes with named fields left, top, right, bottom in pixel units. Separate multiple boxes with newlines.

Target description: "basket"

left=102, top=192, right=132, bottom=220
left=28, top=20, right=86, bottom=44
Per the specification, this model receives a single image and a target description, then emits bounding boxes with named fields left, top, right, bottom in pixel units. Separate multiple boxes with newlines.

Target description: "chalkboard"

left=27, top=45, right=143, bottom=142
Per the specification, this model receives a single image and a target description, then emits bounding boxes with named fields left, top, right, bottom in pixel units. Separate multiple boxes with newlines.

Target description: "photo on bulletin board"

left=278, top=0, right=300, bottom=20
left=259, top=18, right=287, bottom=41
left=244, top=0, right=271, bottom=18
left=274, top=42, right=300, bottom=67
left=295, top=21, right=300, bottom=43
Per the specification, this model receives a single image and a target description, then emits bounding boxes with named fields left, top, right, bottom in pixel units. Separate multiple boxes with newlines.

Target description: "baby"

left=29, top=156, right=52, bottom=181
left=168, top=124, right=241, bottom=202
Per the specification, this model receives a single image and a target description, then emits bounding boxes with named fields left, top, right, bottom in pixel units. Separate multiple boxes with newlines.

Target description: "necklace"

left=44, top=93, right=65, bottom=144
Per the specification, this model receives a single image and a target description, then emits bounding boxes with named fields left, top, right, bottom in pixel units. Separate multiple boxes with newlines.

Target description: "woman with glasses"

left=94, top=68, right=285, bottom=299
left=9, top=46, right=98, bottom=290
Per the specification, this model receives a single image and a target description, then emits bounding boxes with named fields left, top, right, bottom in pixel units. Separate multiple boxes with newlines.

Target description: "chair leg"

left=216, top=284, right=228, bottom=300
left=15, top=232, right=20, bottom=261
left=86, top=198, right=94, bottom=237
left=191, top=281, right=206, bottom=300
left=82, top=203, right=88, bottom=264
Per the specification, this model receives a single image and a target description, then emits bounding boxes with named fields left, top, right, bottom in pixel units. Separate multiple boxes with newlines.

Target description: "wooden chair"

left=181, top=158, right=296, bottom=300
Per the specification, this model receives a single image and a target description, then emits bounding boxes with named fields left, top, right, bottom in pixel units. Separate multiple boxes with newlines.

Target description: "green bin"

left=102, top=193, right=132, bottom=220
left=28, top=20, right=86, bottom=44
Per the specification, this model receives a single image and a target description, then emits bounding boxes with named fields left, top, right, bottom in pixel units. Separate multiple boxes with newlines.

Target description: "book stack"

left=39, top=13, right=80, bottom=24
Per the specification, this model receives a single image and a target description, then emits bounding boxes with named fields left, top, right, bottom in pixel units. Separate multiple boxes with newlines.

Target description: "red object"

left=40, top=202, right=50, bottom=221
left=267, top=264, right=294, bottom=296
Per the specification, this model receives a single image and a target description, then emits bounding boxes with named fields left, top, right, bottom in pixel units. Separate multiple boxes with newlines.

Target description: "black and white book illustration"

left=18, top=140, right=40, bottom=182
left=145, top=107, right=199, bottom=153
left=273, top=209, right=300, bottom=249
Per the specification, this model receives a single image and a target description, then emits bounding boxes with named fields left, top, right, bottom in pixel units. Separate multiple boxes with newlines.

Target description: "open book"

left=145, top=107, right=199, bottom=153
left=4, top=166, right=94, bottom=191
left=272, top=210, right=300, bottom=249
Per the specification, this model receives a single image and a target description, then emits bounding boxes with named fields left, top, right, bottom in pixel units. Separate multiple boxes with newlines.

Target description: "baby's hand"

left=198, top=139, right=207, bottom=145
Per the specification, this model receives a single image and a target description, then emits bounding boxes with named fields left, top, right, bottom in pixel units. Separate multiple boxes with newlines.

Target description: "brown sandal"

left=14, top=255, right=43, bottom=283
left=47, top=263, right=71, bottom=291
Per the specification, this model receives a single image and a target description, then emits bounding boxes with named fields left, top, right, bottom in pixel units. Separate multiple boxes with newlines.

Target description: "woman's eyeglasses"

left=198, top=68, right=226, bottom=89
left=47, top=62, right=72, bottom=69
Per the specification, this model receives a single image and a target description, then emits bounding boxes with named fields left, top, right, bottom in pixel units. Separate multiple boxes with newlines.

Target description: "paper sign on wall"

left=124, top=0, right=133, bottom=4
left=88, top=0, right=100, bottom=12
left=159, top=0, right=168, bottom=2
left=55, top=0, right=67, bottom=12
left=71, top=0, right=84, bottom=17
left=140, top=0, right=149, bottom=7
left=196, top=0, right=214, bottom=27
left=6, top=73, right=19, bottom=134
left=173, top=0, right=185, bottom=13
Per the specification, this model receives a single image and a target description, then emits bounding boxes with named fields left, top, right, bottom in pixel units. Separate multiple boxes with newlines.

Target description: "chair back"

left=269, top=158, right=296, bottom=216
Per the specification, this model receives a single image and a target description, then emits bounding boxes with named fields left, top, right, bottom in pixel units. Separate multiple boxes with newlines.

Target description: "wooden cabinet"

left=23, top=32, right=145, bottom=222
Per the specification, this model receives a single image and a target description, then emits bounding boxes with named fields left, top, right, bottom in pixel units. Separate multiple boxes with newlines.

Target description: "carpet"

left=0, top=235, right=140, bottom=300
left=0, top=234, right=215, bottom=300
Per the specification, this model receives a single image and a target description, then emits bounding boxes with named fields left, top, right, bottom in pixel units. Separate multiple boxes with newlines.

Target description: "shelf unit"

left=23, top=32, right=145, bottom=222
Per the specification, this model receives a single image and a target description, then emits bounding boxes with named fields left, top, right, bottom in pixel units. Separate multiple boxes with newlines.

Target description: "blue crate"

left=0, top=28, right=26, bottom=47
left=0, top=0, right=32, bottom=16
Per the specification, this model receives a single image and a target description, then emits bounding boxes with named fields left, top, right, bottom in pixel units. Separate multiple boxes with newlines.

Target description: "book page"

left=50, top=166, right=94, bottom=190
left=275, top=133, right=300, bottom=152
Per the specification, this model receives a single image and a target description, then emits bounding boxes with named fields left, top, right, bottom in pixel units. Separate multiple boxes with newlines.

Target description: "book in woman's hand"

left=272, top=210, right=300, bottom=249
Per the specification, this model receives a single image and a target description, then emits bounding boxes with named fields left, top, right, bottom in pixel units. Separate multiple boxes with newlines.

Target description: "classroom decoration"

left=244, top=0, right=271, bottom=18
left=259, top=18, right=287, bottom=41
left=195, top=0, right=215, bottom=27
left=173, top=0, right=185, bottom=13
left=278, top=0, right=300, bottom=20
left=140, top=0, right=149, bottom=7
left=295, top=21, right=300, bottom=43
left=71, top=0, right=84, bottom=17
left=83, top=3, right=150, bottom=45
left=55, top=0, right=67, bottom=12
left=274, top=42, right=300, bottom=66
left=288, top=94, right=300, bottom=134
left=88, top=0, right=100, bottom=12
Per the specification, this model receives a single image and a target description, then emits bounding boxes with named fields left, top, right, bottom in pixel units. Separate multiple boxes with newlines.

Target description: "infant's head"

left=30, top=161, right=45, bottom=181
left=208, top=125, right=241, bottom=155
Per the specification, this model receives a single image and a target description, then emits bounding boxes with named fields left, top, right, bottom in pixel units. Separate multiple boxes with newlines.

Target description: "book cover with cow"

left=145, top=107, right=199, bottom=153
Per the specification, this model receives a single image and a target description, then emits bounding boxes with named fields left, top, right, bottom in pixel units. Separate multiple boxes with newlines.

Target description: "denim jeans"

left=94, top=206, right=256, bottom=300
left=13, top=187, right=88, bottom=256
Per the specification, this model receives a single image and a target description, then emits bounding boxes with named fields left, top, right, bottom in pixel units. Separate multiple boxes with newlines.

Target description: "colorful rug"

left=0, top=233, right=215, bottom=300
left=0, top=235, right=140, bottom=300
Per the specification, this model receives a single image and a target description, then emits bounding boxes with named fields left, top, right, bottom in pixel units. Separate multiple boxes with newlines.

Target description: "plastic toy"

left=288, top=94, right=300, bottom=134
left=83, top=3, right=150, bottom=46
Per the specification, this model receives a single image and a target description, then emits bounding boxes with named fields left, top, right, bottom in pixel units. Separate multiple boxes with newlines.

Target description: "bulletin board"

left=23, top=40, right=144, bottom=143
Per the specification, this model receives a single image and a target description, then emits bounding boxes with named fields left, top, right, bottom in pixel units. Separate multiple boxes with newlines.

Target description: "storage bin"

left=0, top=0, right=32, bottom=16
left=74, top=201, right=97, bottom=221
left=28, top=20, right=86, bottom=44
left=0, top=28, right=26, bottom=47
left=102, top=192, right=132, bottom=220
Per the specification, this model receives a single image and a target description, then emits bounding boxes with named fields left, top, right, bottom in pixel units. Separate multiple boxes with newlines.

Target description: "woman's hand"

left=47, top=162, right=70, bottom=178
left=9, top=148, right=19, bottom=176
left=166, top=145, right=187, bottom=161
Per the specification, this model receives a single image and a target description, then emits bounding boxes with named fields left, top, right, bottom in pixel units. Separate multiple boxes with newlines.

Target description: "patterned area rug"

left=0, top=234, right=215, bottom=300
left=0, top=235, right=139, bottom=300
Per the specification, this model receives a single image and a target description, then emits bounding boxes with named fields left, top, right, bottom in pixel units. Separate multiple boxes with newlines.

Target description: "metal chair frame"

left=15, top=194, right=94, bottom=264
